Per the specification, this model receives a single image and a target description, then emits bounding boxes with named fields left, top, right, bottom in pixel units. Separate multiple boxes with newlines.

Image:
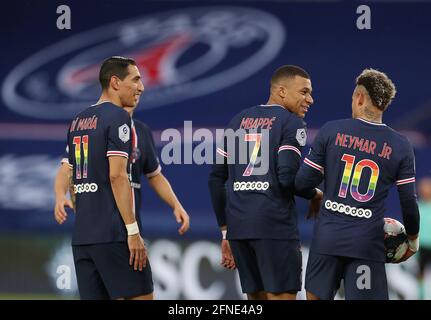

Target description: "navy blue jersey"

left=66, top=102, right=132, bottom=245
left=129, top=119, right=161, bottom=229
left=296, top=118, right=416, bottom=262
left=211, top=104, right=308, bottom=240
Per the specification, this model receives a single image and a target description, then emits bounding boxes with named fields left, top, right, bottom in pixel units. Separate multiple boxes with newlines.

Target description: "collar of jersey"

left=259, top=104, right=285, bottom=109
left=357, top=118, right=387, bottom=126
left=91, top=101, right=111, bottom=107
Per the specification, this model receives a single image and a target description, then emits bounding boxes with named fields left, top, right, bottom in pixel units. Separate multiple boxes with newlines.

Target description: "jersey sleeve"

left=294, top=123, right=328, bottom=194
left=396, top=139, right=420, bottom=235
left=106, top=110, right=132, bottom=159
left=395, top=140, right=416, bottom=187
left=277, top=115, right=307, bottom=191
left=303, top=123, right=327, bottom=174
left=278, top=114, right=307, bottom=158
left=141, top=124, right=161, bottom=178
left=64, top=126, right=73, bottom=168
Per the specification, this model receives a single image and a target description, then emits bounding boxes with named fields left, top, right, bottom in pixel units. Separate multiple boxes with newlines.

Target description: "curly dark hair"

left=356, top=68, right=396, bottom=111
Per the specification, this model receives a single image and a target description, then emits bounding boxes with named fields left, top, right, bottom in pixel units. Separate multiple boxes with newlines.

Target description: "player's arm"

left=109, top=155, right=146, bottom=271
left=141, top=124, right=189, bottom=235
left=294, top=124, right=328, bottom=218
left=395, top=144, right=420, bottom=262
left=147, top=172, right=190, bottom=235
left=54, top=162, right=74, bottom=224
left=208, top=162, right=228, bottom=229
left=278, top=117, right=320, bottom=199
left=208, top=147, right=236, bottom=270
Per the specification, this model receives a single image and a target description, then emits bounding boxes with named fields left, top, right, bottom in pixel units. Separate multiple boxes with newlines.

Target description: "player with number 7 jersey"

left=295, top=69, right=420, bottom=300
left=208, top=65, right=322, bottom=299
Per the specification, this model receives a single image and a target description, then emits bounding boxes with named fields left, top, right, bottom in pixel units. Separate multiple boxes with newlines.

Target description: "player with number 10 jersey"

left=295, top=69, right=420, bottom=300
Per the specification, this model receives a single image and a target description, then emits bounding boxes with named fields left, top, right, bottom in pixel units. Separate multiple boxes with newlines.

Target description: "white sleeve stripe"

left=107, top=151, right=129, bottom=158
left=304, top=158, right=324, bottom=172
left=60, top=158, right=69, bottom=164
left=278, top=145, right=301, bottom=157
left=216, top=148, right=228, bottom=157
left=396, top=177, right=415, bottom=185
left=146, top=165, right=161, bottom=178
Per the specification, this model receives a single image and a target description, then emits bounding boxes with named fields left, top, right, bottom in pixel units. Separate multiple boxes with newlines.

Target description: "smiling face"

left=116, top=65, right=144, bottom=109
left=277, top=75, right=313, bottom=118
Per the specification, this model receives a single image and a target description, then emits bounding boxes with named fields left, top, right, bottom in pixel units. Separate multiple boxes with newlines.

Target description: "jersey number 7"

left=243, top=133, right=262, bottom=176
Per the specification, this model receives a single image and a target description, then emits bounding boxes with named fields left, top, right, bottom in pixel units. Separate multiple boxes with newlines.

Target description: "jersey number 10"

left=338, top=154, right=379, bottom=202
left=73, top=135, right=89, bottom=179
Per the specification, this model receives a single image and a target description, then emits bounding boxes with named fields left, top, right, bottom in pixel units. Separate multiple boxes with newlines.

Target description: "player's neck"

left=97, top=92, right=122, bottom=108
left=359, top=106, right=383, bottom=123
left=266, top=97, right=283, bottom=108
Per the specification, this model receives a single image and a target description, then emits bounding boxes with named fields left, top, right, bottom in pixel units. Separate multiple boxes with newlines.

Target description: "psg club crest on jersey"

left=1, top=7, right=285, bottom=119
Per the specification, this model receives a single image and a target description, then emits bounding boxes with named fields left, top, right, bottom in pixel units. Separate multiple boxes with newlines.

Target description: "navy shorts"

left=72, top=242, right=153, bottom=299
left=229, top=239, right=302, bottom=294
left=305, top=251, right=388, bottom=300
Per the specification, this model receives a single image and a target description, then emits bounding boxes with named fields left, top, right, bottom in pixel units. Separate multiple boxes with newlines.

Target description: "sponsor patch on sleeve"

left=119, top=124, right=130, bottom=143
left=296, top=128, right=307, bottom=146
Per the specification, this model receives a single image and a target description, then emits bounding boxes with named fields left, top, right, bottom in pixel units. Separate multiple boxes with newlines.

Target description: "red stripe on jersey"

left=304, top=157, right=324, bottom=173
left=278, top=145, right=301, bottom=157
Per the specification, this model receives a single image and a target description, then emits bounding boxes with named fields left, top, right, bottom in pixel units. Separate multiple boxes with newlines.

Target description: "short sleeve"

left=278, top=115, right=307, bottom=158
left=303, top=123, right=328, bottom=174
left=106, top=110, right=132, bottom=159
left=63, top=126, right=73, bottom=168
left=141, top=124, right=161, bottom=178
left=396, top=139, right=416, bottom=186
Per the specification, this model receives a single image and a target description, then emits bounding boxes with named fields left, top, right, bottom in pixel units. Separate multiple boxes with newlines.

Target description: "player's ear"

left=110, top=75, right=121, bottom=91
left=278, top=85, right=286, bottom=99
left=357, top=91, right=365, bottom=107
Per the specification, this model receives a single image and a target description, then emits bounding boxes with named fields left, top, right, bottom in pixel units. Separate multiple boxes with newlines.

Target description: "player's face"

left=118, top=65, right=144, bottom=109
left=281, top=76, right=313, bottom=118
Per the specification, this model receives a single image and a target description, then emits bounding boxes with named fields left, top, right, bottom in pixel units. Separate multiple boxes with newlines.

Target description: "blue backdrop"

left=1, top=1, right=430, bottom=242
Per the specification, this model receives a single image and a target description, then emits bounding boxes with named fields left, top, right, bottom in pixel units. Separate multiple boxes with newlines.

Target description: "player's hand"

left=173, top=205, right=190, bottom=235
left=394, top=248, right=416, bottom=264
left=128, top=234, right=147, bottom=271
left=307, top=188, right=323, bottom=219
left=395, top=236, right=418, bottom=263
left=54, top=196, right=74, bottom=224
left=221, top=240, right=236, bottom=270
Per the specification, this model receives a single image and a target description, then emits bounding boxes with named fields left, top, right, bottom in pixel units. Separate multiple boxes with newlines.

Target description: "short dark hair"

left=356, top=68, right=396, bottom=111
left=271, top=65, right=310, bottom=85
left=99, top=56, right=137, bottom=90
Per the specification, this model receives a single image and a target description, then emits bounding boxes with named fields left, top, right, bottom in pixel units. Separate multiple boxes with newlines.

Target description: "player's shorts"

left=229, top=239, right=302, bottom=294
left=418, top=247, right=431, bottom=274
left=72, top=242, right=153, bottom=299
left=305, top=251, right=388, bottom=300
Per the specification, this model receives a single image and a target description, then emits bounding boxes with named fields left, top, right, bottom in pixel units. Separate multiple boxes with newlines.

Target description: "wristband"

left=221, top=229, right=227, bottom=240
left=126, top=222, right=140, bottom=236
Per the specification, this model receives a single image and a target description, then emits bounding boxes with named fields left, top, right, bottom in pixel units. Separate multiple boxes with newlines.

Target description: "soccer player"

left=53, top=56, right=189, bottom=300
left=295, top=69, right=420, bottom=300
left=208, top=65, right=323, bottom=300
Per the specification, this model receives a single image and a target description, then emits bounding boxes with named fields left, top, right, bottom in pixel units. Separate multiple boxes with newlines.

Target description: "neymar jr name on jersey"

left=335, top=132, right=392, bottom=160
